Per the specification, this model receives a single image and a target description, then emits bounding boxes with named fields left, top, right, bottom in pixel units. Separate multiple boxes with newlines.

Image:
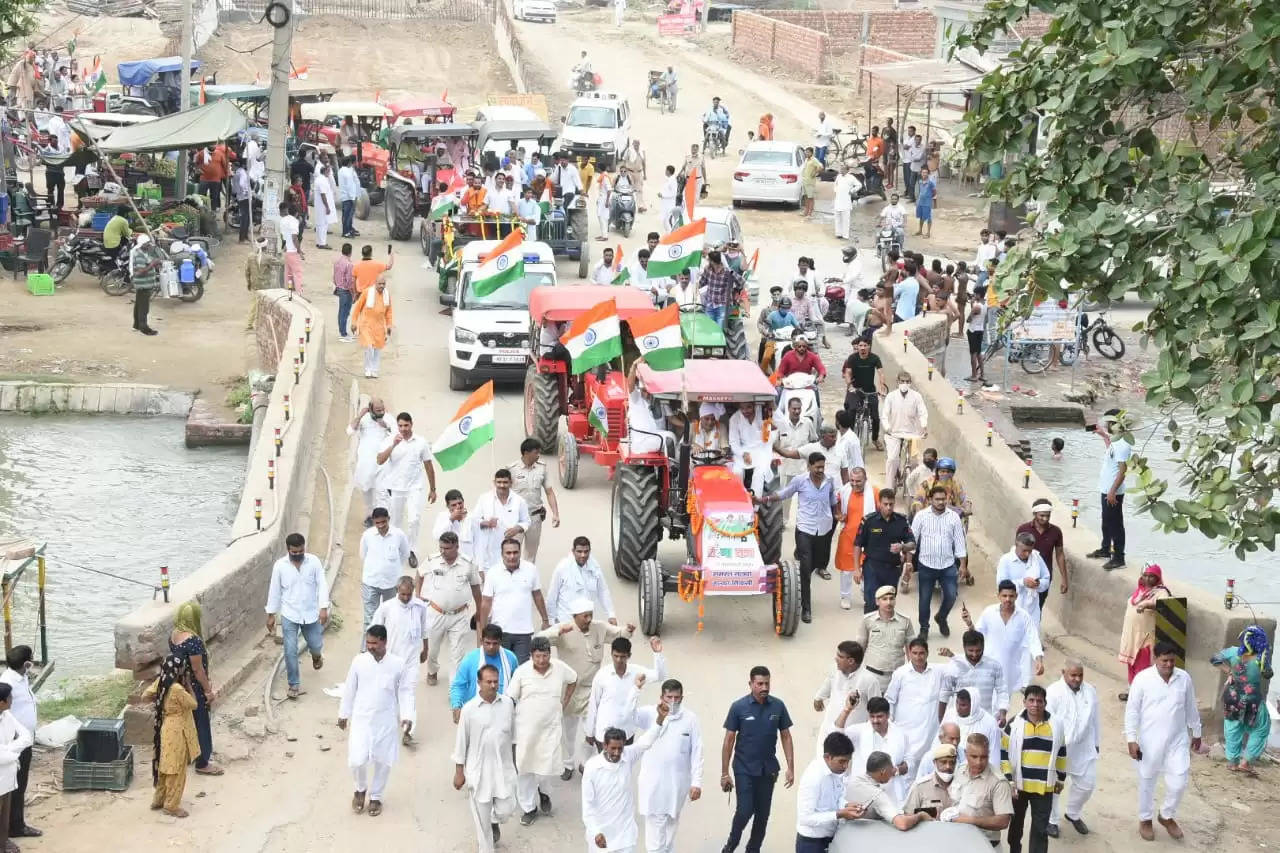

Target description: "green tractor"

left=678, top=304, right=749, bottom=360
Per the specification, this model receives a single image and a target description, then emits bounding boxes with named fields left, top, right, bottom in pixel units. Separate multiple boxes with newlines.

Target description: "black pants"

left=1099, top=492, right=1125, bottom=560
left=815, top=529, right=834, bottom=571
left=845, top=390, right=881, bottom=442
left=238, top=198, right=251, bottom=242
left=502, top=632, right=532, bottom=665
left=795, top=833, right=833, bottom=853
left=1009, top=791, right=1052, bottom=853
left=194, top=696, right=213, bottom=769
left=725, top=771, right=776, bottom=853
left=7, top=746, right=29, bottom=833
left=862, top=561, right=901, bottom=613
left=46, top=166, right=66, bottom=210
left=795, top=530, right=820, bottom=612
left=133, top=287, right=152, bottom=330
left=200, top=180, right=222, bottom=210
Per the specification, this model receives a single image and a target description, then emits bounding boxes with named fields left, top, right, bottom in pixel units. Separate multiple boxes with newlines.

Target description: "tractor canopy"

left=679, top=310, right=727, bottom=351
left=636, top=360, right=776, bottom=403
left=476, top=119, right=560, bottom=151
left=389, top=122, right=480, bottom=146
left=529, top=285, right=656, bottom=324
left=299, top=101, right=393, bottom=121
left=387, top=96, right=457, bottom=122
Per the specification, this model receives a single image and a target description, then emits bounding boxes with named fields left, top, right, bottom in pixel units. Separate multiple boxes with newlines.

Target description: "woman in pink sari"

left=1117, top=564, right=1171, bottom=700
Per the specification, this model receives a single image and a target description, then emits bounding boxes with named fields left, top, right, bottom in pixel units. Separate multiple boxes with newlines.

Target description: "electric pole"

left=176, top=0, right=194, bottom=196
left=263, top=5, right=295, bottom=257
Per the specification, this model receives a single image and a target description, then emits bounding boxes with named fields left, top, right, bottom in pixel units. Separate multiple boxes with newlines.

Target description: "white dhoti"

left=834, top=208, right=852, bottom=239
left=659, top=202, right=675, bottom=234
left=425, top=607, right=472, bottom=681
left=397, top=656, right=420, bottom=735
left=643, top=813, right=678, bottom=853
left=361, top=486, right=390, bottom=518
left=597, top=195, right=610, bottom=237
left=388, top=486, right=425, bottom=553
left=314, top=200, right=333, bottom=247
left=1051, top=760, right=1097, bottom=824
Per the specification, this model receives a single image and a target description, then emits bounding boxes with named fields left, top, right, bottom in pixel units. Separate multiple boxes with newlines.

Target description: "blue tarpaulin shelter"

left=116, top=56, right=202, bottom=87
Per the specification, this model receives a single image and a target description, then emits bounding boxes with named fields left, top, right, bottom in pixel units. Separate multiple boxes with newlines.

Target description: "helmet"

left=779, top=297, right=792, bottom=309
left=842, top=246, right=858, bottom=261
left=936, top=457, right=957, bottom=472
left=792, top=278, right=808, bottom=292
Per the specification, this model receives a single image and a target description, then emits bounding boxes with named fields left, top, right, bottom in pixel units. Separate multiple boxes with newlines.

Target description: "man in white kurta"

left=338, top=626, right=413, bottom=813
left=376, top=413, right=438, bottom=565
left=942, top=688, right=1003, bottom=767
left=582, top=723, right=661, bottom=852
left=994, top=533, right=1052, bottom=628
left=968, top=582, right=1044, bottom=697
left=813, top=639, right=883, bottom=757
left=537, top=599, right=633, bottom=778
left=347, top=398, right=392, bottom=521
left=657, top=168, right=678, bottom=234
left=474, top=470, right=531, bottom=571
left=1123, top=645, right=1202, bottom=840
left=432, top=489, right=481, bottom=563
left=1046, top=660, right=1101, bottom=835
left=453, top=665, right=519, bottom=852
left=313, top=163, right=336, bottom=248
left=587, top=635, right=666, bottom=744
left=546, top=538, right=617, bottom=624
left=509, top=636, right=578, bottom=824
left=634, top=682, right=704, bottom=853
left=834, top=696, right=911, bottom=804
left=912, top=721, right=962, bottom=782
left=369, top=578, right=429, bottom=740
left=884, top=639, right=944, bottom=779
left=728, top=404, right=775, bottom=494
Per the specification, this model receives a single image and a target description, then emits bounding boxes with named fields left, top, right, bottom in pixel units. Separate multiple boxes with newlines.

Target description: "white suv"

left=557, top=92, right=630, bottom=172
left=514, top=0, right=556, bottom=22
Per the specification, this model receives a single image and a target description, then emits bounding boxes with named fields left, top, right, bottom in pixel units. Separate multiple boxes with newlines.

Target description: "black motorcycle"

left=859, top=159, right=887, bottom=200
left=703, top=123, right=727, bottom=158
left=51, top=233, right=111, bottom=284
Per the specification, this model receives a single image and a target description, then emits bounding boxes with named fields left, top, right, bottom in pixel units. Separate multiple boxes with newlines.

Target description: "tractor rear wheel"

left=775, top=559, right=801, bottom=637
left=724, top=316, right=749, bottom=361
left=638, top=558, right=665, bottom=635
left=385, top=179, right=415, bottom=241
left=611, top=464, right=660, bottom=581
left=355, top=189, right=371, bottom=221
left=577, top=242, right=590, bottom=279
left=757, top=480, right=784, bottom=566
left=523, top=365, right=559, bottom=453
left=559, top=427, right=580, bottom=489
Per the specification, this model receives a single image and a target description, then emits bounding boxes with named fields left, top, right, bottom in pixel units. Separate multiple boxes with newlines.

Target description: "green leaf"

left=1225, top=261, right=1251, bottom=284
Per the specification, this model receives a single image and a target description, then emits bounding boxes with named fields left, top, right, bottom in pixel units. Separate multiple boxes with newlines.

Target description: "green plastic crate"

left=137, top=183, right=162, bottom=201
left=62, top=743, right=133, bottom=792
left=27, top=273, right=54, bottom=295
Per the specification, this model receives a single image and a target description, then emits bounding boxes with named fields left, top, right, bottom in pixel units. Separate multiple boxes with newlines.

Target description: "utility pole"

left=176, top=0, right=194, bottom=197
left=263, top=6, right=295, bottom=258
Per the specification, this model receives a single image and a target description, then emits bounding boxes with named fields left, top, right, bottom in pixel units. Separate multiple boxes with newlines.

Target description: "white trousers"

left=598, top=209, right=610, bottom=236
left=399, top=657, right=420, bottom=735
left=840, top=570, right=855, bottom=599
left=516, top=772, right=555, bottom=812
left=644, top=813, right=678, bottom=853
left=1050, top=762, right=1097, bottom=823
left=834, top=208, right=852, bottom=239
left=561, top=712, right=587, bottom=770
left=388, top=486, right=424, bottom=552
left=363, top=346, right=382, bottom=376
left=523, top=513, right=544, bottom=562
left=352, top=760, right=391, bottom=800
left=425, top=608, right=472, bottom=680
left=614, top=3, right=624, bottom=25
left=470, top=796, right=499, bottom=853
left=1136, top=769, right=1188, bottom=822
left=315, top=203, right=331, bottom=246
left=361, top=487, right=390, bottom=518
left=884, top=434, right=906, bottom=487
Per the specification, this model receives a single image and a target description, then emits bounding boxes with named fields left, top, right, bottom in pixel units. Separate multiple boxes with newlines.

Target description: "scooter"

left=857, top=159, right=887, bottom=201
left=99, top=245, right=211, bottom=302
left=609, top=187, right=636, bottom=237
left=762, top=323, right=820, bottom=373
left=822, top=279, right=846, bottom=325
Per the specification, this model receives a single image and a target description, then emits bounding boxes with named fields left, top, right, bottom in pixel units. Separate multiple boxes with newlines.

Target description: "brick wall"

left=731, top=11, right=831, bottom=79
left=864, top=10, right=937, bottom=57
left=731, top=11, right=777, bottom=66
left=756, top=10, right=861, bottom=53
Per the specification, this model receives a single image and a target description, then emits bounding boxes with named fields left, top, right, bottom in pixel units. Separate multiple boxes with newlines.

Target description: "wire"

left=223, top=40, right=275, bottom=56
left=40, top=553, right=160, bottom=591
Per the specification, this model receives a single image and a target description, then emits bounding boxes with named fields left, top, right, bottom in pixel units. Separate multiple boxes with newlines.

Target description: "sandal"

left=352, top=791, right=366, bottom=814
left=163, top=808, right=189, bottom=819
left=368, top=800, right=382, bottom=817
left=287, top=686, right=302, bottom=699
left=1118, top=692, right=1128, bottom=701
left=195, top=764, right=225, bottom=776
left=312, top=654, right=324, bottom=671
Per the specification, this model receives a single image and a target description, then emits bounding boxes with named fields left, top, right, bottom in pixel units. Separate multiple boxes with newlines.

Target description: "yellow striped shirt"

left=1000, top=718, right=1066, bottom=795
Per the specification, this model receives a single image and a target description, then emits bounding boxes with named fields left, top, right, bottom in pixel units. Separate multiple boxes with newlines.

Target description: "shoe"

left=1086, top=548, right=1111, bottom=559
left=874, top=439, right=885, bottom=451
left=935, top=615, right=950, bottom=637
left=351, top=230, right=361, bottom=237
left=141, top=327, right=158, bottom=336
left=1068, top=817, right=1090, bottom=835
left=1157, top=816, right=1183, bottom=839
left=816, top=568, right=832, bottom=580
left=801, top=610, right=812, bottom=623
left=919, top=625, right=929, bottom=640
left=539, top=791, right=552, bottom=815
left=560, top=767, right=573, bottom=781
left=1102, top=558, right=1126, bottom=570
left=840, top=598, right=851, bottom=610
left=408, top=551, right=419, bottom=569
left=1046, top=823, right=1060, bottom=839
left=426, top=673, right=438, bottom=686
left=1139, top=820, right=1155, bottom=841
left=492, top=823, right=501, bottom=843
left=520, top=810, right=537, bottom=826
left=15, top=827, right=40, bottom=838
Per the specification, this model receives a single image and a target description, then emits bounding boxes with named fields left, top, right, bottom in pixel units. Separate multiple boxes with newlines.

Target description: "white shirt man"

left=842, top=709, right=911, bottom=804
left=0, top=701, right=32, bottom=811
left=452, top=674, right=518, bottom=853
left=1046, top=663, right=1101, bottom=834
left=587, top=637, right=666, bottom=742
left=833, top=168, right=857, bottom=239
left=973, top=594, right=1044, bottom=698
left=551, top=159, right=584, bottom=201
left=279, top=211, right=300, bottom=255
left=881, top=380, right=928, bottom=487
left=582, top=727, right=660, bottom=853
left=546, top=545, right=616, bottom=624
left=347, top=404, right=393, bottom=519
left=244, top=134, right=265, bottom=182
left=994, top=541, right=1052, bottom=627
left=265, top=549, right=330, bottom=638
left=1124, top=654, right=1201, bottom=838
left=338, top=639, right=413, bottom=812
left=591, top=257, right=618, bottom=285
left=634, top=693, right=703, bottom=853
left=796, top=747, right=855, bottom=845
left=489, top=180, right=516, bottom=216
left=432, top=502, right=480, bottom=562
left=814, top=645, right=883, bottom=756
left=657, top=172, right=678, bottom=233
left=358, top=517, right=411, bottom=631
left=376, top=424, right=436, bottom=561
left=814, top=114, right=836, bottom=153
left=417, top=534, right=482, bottom=684
left=976, top=235, right=998, bottom=270
left=481, top=557, right=543, bottom=641
left=337, top=162, right=361, bottom=206
left=835, top=424, right=865, bottom=481
left=880, top=199, right=907, bottom=231
left=728, top=404, right=774, bottom=494
left=508, top=644, right=578, bottom=821
left=369, top=584, right=429, bottom=738
left=45, top=113, right=70, bottom=154
left=938, top=647, right=1008, bottom=722
left=474, top=485, right=531, bottom=570
left=885, top=646, right=944, bottom=779
left=312, top=167, right=336, bottom=247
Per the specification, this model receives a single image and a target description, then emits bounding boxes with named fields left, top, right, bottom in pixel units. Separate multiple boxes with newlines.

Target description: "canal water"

left=0, top=413, right=244, bottom=681
left=1020, top=419, right=1274, bottom=618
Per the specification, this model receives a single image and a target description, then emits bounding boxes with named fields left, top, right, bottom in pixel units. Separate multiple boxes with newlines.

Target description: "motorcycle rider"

left=571, top=51, right=593, bottom=92
left=702, top=96, right=731, bottom=151
left=840, top=246, right=865, bottom=334
left=879, top=193, right=908, bottom=250
left=766, top=295, right=799, bottom=332
left=790, top=280, right=825, bottom=348
left=756, top=285, right=785, bottom=365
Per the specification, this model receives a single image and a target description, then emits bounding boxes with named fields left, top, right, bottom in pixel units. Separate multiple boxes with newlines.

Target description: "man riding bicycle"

left=842, top=337, right=886, bottom=449
left=880, top=370, right=928, bottom=492
left=702, top=96, right=731, bottom=151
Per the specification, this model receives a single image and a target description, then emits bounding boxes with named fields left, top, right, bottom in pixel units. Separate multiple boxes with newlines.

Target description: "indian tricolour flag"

left=587, top=388, right=608, bottom=435
left=628, top=303, right=685, bottom=370
left=429, top=192, right=458, bottom=220
left=88, top=56, right=106, bottom=94
left=611, top=265, right=631, bottom=285
left=560, top=299, right=621, bottom=374
left=471, top=230, right=525, bottom=297
left=433, top=381, right=495, bottom=471
left=538, top=185, right=552, bottom=217
left=646, top=219, right=705, bottom=277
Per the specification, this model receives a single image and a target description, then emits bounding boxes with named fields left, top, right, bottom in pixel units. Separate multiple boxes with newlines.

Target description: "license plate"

left=492, top=354, right=524, bottom=364
left=752, top=175, right=776, bottom=184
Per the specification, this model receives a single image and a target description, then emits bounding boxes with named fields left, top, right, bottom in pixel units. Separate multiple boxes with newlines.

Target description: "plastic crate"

left=77, top=718, right=126, bottom=763
left=91, top=209, right=115, bottom=230
left=26, top=273, right=54, bottom=296
left=62, top=743, right=133, bottom=792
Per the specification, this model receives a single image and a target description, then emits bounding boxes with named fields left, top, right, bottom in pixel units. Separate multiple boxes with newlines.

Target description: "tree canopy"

left=957, top=0, right=1280, bottom=556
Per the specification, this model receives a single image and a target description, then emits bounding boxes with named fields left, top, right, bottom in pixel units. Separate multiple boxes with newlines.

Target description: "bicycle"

left=884, top=432, right=923, bottom=501
left=845, top=388, right=877, bottom=449
left=829, top=127, right=867, bottom=167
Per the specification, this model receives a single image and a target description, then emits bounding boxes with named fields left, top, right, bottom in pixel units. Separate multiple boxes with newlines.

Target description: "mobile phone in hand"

left=386, top=244, right=392, bottom=255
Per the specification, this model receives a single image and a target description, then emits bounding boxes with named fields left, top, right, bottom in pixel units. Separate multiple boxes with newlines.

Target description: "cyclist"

left=702, top=96, right=731, bottom=150
left=910, top=456, right=973, bottom=518
left=842, top=337, right=886, bottom=450
left=881, top=370, right=927, bottom=490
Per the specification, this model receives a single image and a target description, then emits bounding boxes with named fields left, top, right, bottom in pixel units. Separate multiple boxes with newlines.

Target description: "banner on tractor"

left=700, top=511, right=769, bottom=595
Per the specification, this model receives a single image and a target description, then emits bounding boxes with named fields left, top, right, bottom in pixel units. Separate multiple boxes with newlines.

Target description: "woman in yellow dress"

left=146, top=654, right=200, bottom=818
left=351, top=275, right=393, bottom=380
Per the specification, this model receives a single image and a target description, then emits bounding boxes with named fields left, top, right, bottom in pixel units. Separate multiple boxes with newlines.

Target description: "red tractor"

left=608, top=361, right=798, bottom=637
left=523, top=286, right=658, bottom=471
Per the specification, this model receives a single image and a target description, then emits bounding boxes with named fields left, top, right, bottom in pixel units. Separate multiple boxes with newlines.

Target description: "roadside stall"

left=114, top=56, right=204, bottom=116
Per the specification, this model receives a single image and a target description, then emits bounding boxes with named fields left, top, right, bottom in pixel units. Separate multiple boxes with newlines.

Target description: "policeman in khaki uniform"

left=415, top=530, right=482, bottom=686
left=509, top=437, right=561, bottom=561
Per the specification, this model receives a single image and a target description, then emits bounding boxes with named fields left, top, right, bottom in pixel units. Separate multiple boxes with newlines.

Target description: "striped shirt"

left=1001, top=715, right=1067, bottom=795
left=910, top=506, right=967, bottom=569
left=940, top=655, right=1009, bottom=714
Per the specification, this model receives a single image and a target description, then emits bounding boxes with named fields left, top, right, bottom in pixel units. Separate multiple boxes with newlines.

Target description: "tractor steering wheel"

left=691, top=447, right=729, bottom=467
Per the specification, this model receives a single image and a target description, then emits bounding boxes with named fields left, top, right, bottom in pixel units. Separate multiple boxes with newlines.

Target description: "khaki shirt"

left=855, top=612, right=914, bottom=675
left=417, top=553, right=481, bottom=612
left=537, top=620, right=625, bottom=716
left=508, top=460, right=548, bottom=512
left=843, top=773, right=900, bottom=823
left=902, top=774, right=953, bottom=816
left=949, top=763, right=1014, bottom=842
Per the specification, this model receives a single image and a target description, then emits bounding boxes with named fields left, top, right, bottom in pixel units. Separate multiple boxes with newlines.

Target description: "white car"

left=663, top=204, right=756, bottom=302
left=446, top=240, right=558, bottom=390
left=557, top=92, right=630, bottom=172
left=514, top=0, right=556, bottom=22
left=731, top=141, right=806, bottom=208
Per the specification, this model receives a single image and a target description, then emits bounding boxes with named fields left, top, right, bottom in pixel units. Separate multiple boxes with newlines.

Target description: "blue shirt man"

left=895, top=276, right=921, bottom=321
left=767, top=453, right=840, bottom=620
left=766, top=308, right=799, bottom=331
left=449, top=627, right=518, bottom=713
left=721, top=666, right=795, bottom=853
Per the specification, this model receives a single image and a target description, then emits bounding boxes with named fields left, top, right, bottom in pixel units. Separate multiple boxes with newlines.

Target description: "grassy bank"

left=37, top=671, right=133, bottom=722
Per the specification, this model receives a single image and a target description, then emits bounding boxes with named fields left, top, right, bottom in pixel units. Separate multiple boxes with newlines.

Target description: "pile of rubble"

left=64, top=0, right=154, bottom=17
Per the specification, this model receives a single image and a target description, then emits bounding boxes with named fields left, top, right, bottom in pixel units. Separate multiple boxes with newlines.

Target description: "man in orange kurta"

left=835, top=468, right=880, bottom=609
left=460, top=173, right=488, bottom=215
left=757, top=113, right=774, bottom=141
left=351, top=277, right=393, bottom=379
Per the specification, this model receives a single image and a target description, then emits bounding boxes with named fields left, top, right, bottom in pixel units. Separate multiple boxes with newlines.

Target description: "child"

left=1051, top=437, right=1065, bottom=461
left=147, top=655, right=199, bottom=818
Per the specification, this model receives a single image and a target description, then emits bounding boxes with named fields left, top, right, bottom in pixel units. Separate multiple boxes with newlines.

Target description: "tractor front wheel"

left=385, top=179, right=415, bottom=241
left=523, top=365, right=560, bottom=453
left=775, top=559, right=801, bottom=637
left=355, top=189, right=371, bottom=221
left=757, top=480, right=784, bottom=566
left=611, top=464, right=660, bottom=581
left=724, top=316, right=749, bottom=361
left=638, top=558, right=665, bottom=635
left=559, top=427, right=580, bottom=489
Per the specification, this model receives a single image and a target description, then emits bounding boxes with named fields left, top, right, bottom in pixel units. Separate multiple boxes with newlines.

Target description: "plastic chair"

left=13, top=228, right=51, bottom=279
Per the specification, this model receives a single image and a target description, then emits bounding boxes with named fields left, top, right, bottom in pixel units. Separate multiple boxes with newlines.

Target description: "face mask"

left=371, top=412, right=383, bottom=420
left=667, top=700, right=681, bottom=716
left=289, top=554, right=303, bottom=563
left=936, top=770, right=954, bottom=782
left=925, top=459, right=936, bottom=470
left=898, top=383, right=909, bottom=394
